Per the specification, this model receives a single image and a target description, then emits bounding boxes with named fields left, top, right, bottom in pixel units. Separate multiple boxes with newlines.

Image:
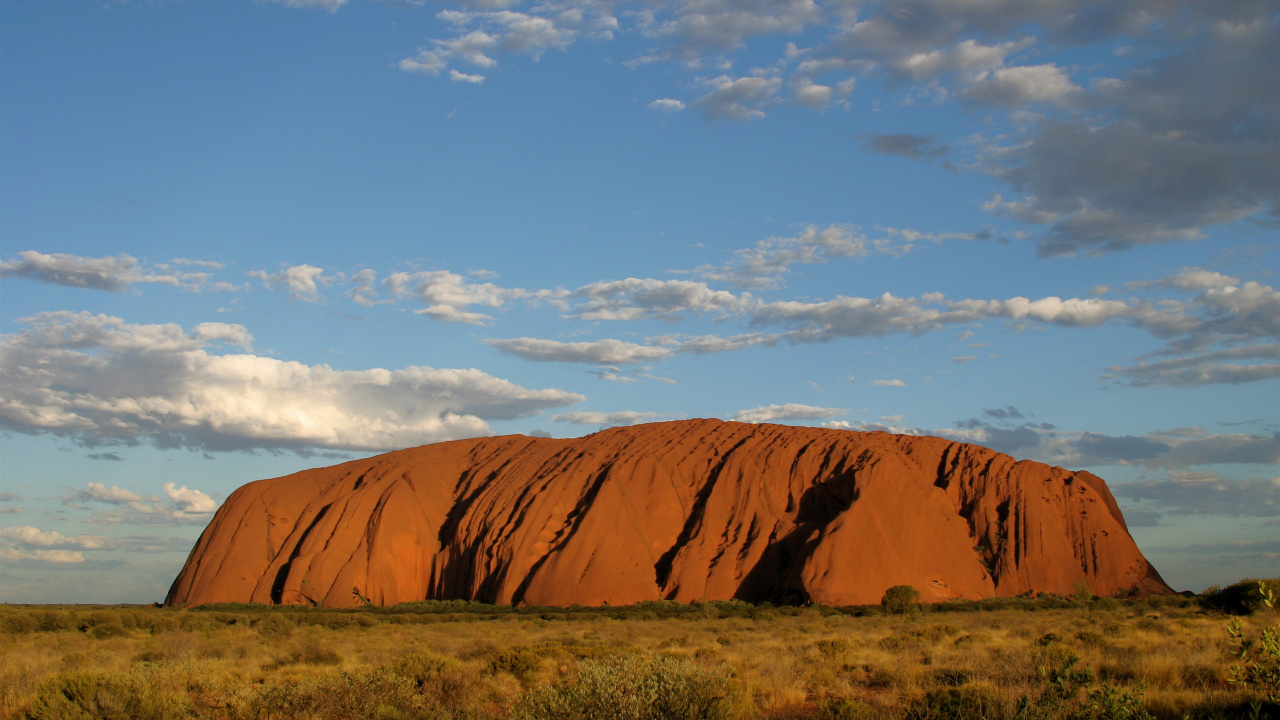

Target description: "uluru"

left=166, top=419, right=1172, bottom=608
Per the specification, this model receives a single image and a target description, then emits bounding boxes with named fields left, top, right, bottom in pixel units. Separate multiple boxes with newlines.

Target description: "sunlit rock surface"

left=166, top=419, right=1172, bottom=608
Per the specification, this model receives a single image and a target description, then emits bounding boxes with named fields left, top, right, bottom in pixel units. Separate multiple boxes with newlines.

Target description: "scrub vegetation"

left=1, top=579, right=1276, bottom=720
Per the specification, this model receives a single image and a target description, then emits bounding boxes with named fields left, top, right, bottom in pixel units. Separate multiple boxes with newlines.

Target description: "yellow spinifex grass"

left=0, top=592, right=1272, bottom=720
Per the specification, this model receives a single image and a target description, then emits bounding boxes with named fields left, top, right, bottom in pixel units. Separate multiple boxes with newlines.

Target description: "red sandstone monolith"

left=166, top=419, right=1171, bottom=607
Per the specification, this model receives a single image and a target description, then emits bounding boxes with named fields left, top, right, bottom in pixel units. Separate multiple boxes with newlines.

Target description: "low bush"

left=487, top=647, right=543, bottom=682
left=235, top=667, right=429, bottom=720
left=512, top=654, right=741, bottom=720
left=904, top=685, right=1012, bottom=720
left=25, top=669, right=189, bottom=720
left=1201, top=579, right=1280, bottom=616
left=882, top=586, right=922, bottom=615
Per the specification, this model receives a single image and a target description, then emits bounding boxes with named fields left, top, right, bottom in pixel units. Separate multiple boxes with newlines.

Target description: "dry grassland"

left=0, top=589, right=1275, bottom=720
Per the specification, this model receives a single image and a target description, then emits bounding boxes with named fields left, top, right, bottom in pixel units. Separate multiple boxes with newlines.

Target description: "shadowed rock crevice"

left=167, top=419, right=1174, bottom=608
left=269, top=503, right=332, bottom=604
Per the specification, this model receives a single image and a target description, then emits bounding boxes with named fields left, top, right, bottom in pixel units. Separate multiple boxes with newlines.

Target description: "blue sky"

left=1, top=0, right=1276, bottom=604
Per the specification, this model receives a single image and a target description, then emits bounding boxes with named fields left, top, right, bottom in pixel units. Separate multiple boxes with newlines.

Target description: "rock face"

left=166, top=419, right=1172, bottom=608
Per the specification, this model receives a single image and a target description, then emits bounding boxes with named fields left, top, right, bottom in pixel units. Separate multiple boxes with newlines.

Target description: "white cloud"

left=398, top=7, right=593, bottom=76
left=690, top=224, right=869, bottom=289
left=0, top=526, right=111, bottom=550
left=648, top=98, right=686, bottom=113
left=0, top=547, right=85, bottom=564
left=164, top=482, right=217, bottom=515
left=0, top=251, right=218, bottom=293
left=248, top=264, right=333, bottom=302
left=0, top=312, right=583, bottom=452
left=385, top=270, right=539, bottom=325
left=732, top=403, right=845, bottom=423
left=889, top=38, right=1018, bottom=81
left=871, top=379, right=907, bottom=387
left=485, top=337, right=673, bottom=365
left=549, top=410, right=669, bottom=427
left=648, top=332, right=778, bottom=354
left=66, top=482, right=151, bottom=505
left=571, top=278, right=750, bottom=320
left=960, top=64, right=1080, bottom=107
left=60, top=481, right=219, bottom=526
left=648, top=0, right=820, bottom=55
left=450, top=69, right=486, bottom=83
left=692, top=75, right=782, bottom=121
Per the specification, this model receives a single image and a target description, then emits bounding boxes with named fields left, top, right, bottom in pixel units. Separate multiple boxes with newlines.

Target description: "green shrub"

left=487, top=647, right=543, bottom=682
left=1089, top=597, right=1121, bottom=612
left=882, top=585, right=922, bottom=615
left=34, top=611, right=79, bottom=633
left=1068, top=685, right=1154, bottom=720
left=511, top=654, right=741, bottom=720
left=1202, top=579, right=1280, bottom=616
left=238, top=668, right=429, bottom=720
left=880, top=625, right=958, bottom=651
left=904, top=686, right=1012, bottom=720
left=1225, top=581, right=1280, bottom=704
left=0, top=611, right=39, bottom=634
left=25, top=669, right=189, bottom=720
left=388, top=652, right=477, bottom=706
left=252, top=613, right=296, bottom=640
left=88, top=622, right=129, bottom=640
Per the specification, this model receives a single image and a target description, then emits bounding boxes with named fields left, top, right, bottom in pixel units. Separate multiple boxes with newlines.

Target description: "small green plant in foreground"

left=1226, top=581, right=1280, bottom=711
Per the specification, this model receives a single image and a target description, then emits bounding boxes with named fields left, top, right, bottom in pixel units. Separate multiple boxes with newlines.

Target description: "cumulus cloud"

left=549, top=410, right=670, bottom=427
left=65, top=482, right=150, bottom=505
left=0, top=521, right=196, bottom=565
left=385, top=270, right=549, bottom=325
left=742, top=272, right=1276, bottom=388
left=648, top=98, right=685, bottom=113
left=398, top=7, right=601, bottom=75
left=692, top=75, right=782, bottom=121
left=0, top=312, right=583, bottom=452
left=0, top=526, right=112, bottom=550
left=570, top=278, right=750, bottom=320
left=0, top=547, right=86, bottom=564
left=653, top=332, right=779, bottom=354
left=385, top=0, right=1273, bottom=255
left=732, top=403, right=845, bottom=423
left=680, top=224, right=988, bottom=292
left=871, top=379, right=906, bottom=387
left=959, top=64, right=1080, bottom=107
left=689, top=224, right=871, bottom=289
left=0, top=251, right=221, bottom=293
left=647, top=0, right=819, bottom=55
left=60, top=480, right=219, bottom=526
left=982, top=18, right=1278, bottom=256
left=485, top=337, right=673, bottom=365
left=248, top=264, right=333, bottom=302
